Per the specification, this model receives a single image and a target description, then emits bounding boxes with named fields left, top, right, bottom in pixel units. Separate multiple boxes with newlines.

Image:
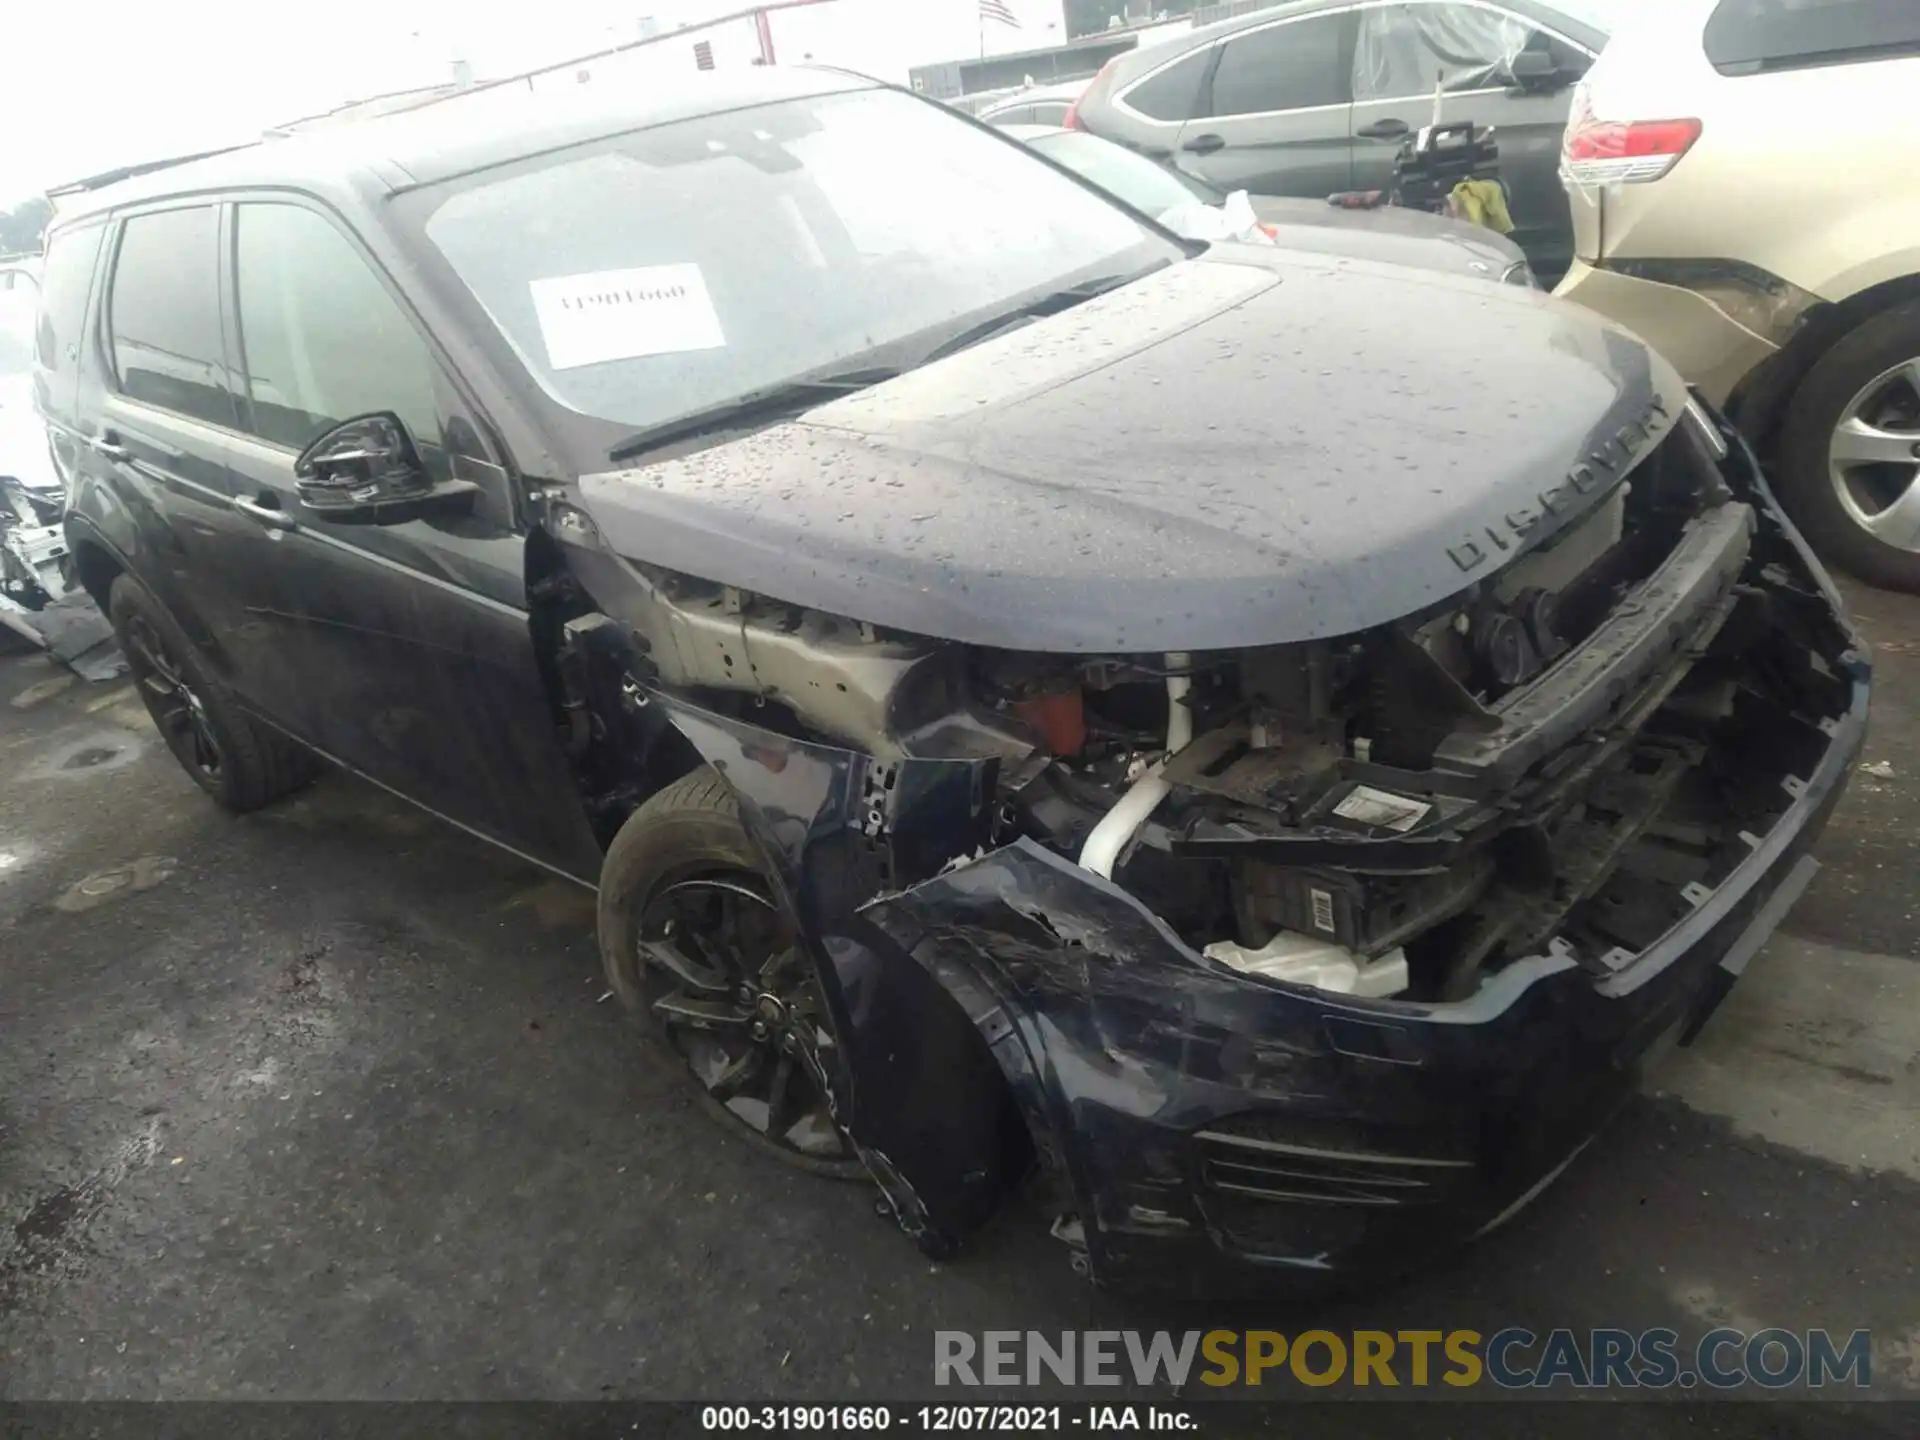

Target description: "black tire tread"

left=596, top=767, right=865, bottom=1180
left=109, top=574, right=318, bottom=812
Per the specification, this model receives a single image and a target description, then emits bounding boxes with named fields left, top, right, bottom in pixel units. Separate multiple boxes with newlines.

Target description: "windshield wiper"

left=606, top=367, right=899, bottom=465
left=917, top=264, right=1166, bottom=367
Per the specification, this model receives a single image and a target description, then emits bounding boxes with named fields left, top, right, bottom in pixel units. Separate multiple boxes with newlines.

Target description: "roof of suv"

left=51, top=66, right=875, bottom=229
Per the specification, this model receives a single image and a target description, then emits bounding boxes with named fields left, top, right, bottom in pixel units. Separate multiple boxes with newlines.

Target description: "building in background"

left=1064, top=1, right=1210, bottom=39
left=907, top=30, right=1136, bottom=102
left=264, top=1, right=1095, bottom=126
left=251, top=3, right=1167, bottom=152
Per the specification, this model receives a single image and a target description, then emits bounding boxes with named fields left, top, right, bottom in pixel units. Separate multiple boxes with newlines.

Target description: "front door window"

left=1354, top=2, right=1535, bottom=101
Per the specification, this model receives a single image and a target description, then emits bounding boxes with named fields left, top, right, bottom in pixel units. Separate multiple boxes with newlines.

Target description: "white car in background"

left=1555, top=0, right=1920, bottom=590
left=0, top=263, right=81, bottom=637
left=973, top=80, right=1086, bottom=128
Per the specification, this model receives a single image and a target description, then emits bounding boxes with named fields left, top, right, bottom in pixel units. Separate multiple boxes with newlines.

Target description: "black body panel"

left=581, top=250, right=1685, bottom=652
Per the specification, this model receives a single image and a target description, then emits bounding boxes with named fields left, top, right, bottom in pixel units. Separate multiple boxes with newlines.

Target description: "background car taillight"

left=1561, top=113, right=1703, bottom=186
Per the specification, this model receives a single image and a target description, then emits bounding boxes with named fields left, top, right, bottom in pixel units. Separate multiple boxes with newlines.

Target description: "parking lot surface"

left=2, top=584, right=1918, bottom=1424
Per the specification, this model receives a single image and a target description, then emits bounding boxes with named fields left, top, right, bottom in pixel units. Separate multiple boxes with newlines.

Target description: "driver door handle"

left=1358, top=118, right=1412, bottom=140
left=88, top=429, right=131, bottom=462
left=1182, top=132, right=1226, bottom=155
left=232, top=494, right=298, bottom=531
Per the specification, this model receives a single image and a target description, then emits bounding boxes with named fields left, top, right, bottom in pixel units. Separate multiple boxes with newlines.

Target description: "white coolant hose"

left=1079, top=653, right=1191, bottom=880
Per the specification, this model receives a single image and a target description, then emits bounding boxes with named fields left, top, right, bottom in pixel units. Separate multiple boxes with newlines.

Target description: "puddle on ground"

left=53, top=855, right=178, bottom=913
left=60, top=746, right=121, bottom=771
left=15, top=726, right=152, bottom=784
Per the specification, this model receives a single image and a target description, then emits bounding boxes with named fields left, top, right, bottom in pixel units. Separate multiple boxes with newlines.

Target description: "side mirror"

left=292, top=412, right=475, bottom=523
left=1506, top=48, right=1565, bottom=95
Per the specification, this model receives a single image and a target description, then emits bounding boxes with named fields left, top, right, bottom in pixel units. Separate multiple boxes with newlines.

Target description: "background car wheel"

left=108, top=574, right=318, bottom=811
left=1777, top=299, right=1920, bottom=592
left=598, top=770, right=866, bottom=1180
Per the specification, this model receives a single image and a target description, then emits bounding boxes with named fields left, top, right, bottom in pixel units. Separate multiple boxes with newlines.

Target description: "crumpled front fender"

left=645, top=691, right=1585, bottom=1281
left=645, top=693, right=1025, bottom=1251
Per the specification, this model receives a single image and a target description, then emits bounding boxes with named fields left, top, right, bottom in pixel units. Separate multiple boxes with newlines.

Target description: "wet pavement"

left=1, top=585, right=1918, bottom=1425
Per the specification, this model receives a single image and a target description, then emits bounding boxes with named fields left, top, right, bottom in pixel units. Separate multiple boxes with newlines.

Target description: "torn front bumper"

left=863, top=766, right=1851, bottom=1290
left=653, top=421, right=1867, bottom=1292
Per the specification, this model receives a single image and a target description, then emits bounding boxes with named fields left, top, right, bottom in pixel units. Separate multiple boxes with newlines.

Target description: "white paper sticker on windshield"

left=1332, top=786, right=1432, bottom=833
left=528, top=264, right=725, bottom=370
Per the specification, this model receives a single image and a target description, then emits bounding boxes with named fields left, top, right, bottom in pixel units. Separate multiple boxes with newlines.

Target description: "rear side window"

left=1209, top=15, right=1350, bottom=117
left=985, top=104, right=1040, bottom=125
left=35, top=223, right=105, bottom=377
left=108, top=206, right=232, bottom=427
left=232, top=203, right=442, bottom=452
left=1704, top=0, right=1920, bottom=74
left=1123, top=48, right=1216, bottom=121
left=1355, top=3, right=1544, bottom=100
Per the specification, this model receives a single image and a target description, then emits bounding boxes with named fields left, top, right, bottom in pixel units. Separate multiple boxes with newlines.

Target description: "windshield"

left=411, top=87, right=1175, bottom=435
left=1027, top=132, right=1216, bottom=215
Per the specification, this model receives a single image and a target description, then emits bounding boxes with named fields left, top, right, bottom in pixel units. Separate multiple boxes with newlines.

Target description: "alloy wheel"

left=638, top=873, right=855, bottom=1169
left=124, top=614, right=223, bottom=781
left=1828, top=356, right=1920, bottom=552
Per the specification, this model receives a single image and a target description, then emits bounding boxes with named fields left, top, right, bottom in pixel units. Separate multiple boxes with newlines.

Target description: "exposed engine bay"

left=545, top=399, right=1843, bottom=1010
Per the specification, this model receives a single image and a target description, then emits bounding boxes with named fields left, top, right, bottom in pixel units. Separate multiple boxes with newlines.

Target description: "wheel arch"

left=634, top=692, right=1043, bottom=1250
left=1727, top=272, right=1920, bottom=460
left=67, top=531, right=125, bottom=612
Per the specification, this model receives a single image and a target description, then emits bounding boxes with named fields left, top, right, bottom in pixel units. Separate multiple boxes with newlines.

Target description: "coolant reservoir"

left=1204, top=931, right=1408, bottom=998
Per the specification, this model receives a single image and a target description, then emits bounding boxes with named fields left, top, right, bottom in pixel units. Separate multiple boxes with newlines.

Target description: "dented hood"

left=578, top=249, right=1689, bottom=653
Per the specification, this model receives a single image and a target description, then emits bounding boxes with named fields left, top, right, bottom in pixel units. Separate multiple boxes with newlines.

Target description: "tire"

left=597, top=770, right=865, bottom=1179
left=1776, top=300, right=1920, bottom=592
left=108, top=573, right=319, bottom=811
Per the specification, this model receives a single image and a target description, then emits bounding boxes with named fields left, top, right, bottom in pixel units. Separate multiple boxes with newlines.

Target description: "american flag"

left=980, top=0, right=1021, bottom=28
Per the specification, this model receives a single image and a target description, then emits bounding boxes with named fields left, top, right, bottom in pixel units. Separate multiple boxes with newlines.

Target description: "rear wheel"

left=1777, top=301, right=1920, bottom=592
left=109, top=574, right=318, bottom=810
left=597, top=771, right=864, bottom=1178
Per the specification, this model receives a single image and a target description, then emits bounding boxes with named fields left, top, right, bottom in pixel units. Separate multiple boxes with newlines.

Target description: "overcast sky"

left=0, top=1, right=752, bottom=207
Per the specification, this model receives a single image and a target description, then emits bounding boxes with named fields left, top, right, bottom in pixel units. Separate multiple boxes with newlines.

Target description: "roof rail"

left=45, top=142, right=260, bottom=200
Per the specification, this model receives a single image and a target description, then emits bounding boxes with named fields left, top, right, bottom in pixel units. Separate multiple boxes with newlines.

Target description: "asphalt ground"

left=2, top=581, right=1918, bottom=1432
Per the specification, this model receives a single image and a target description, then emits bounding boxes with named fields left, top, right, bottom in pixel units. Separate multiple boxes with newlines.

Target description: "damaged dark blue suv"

left=35, top=68, right=1867, bottom=1291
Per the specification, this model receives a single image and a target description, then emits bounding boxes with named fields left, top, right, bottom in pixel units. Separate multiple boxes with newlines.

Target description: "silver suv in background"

left=1555, top=0, right=1920, bottom=591
left=1066, top=0, right=1608, bottom=282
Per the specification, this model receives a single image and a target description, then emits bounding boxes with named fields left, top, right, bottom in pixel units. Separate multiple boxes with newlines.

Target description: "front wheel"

left=1776, top=300, right=1920, bottom=592
left=597, top=770, right=865, bottom=1179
